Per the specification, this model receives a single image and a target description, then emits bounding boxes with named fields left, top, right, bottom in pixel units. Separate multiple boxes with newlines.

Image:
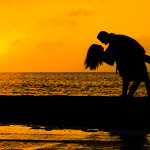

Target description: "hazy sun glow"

left=0, top=0, right=150, bottom=72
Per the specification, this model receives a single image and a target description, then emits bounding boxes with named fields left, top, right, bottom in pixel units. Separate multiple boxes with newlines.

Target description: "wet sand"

left=0, top=124, right=122, bottom=150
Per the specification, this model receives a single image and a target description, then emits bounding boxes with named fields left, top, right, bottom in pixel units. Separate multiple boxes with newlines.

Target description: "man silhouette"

left=97, top=31, right=150, bottom=97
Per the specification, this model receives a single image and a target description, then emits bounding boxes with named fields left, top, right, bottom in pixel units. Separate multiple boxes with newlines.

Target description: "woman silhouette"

left=85, top=44, right=150, bottom=97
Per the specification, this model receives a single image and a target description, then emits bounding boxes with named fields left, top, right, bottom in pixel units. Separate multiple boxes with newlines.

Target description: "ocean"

left=0, top=72, right=148, bottom=96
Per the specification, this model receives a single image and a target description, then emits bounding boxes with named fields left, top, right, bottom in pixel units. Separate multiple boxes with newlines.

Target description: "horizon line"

left=0, top=71, right=150, bottom=73
left=0, top=71, right=116, bottom=73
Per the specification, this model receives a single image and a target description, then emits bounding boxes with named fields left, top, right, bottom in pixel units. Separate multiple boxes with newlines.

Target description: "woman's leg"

left=128, top=81, right=140, bottom=97
left=122, top=79, right=129, bottom=97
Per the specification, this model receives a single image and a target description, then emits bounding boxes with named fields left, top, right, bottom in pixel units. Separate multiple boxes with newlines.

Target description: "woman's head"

left=85, top=44, right=104, bottom=70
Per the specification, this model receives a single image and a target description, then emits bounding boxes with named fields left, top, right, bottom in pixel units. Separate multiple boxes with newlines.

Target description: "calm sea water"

left=0, top=72, right=148, bottom=96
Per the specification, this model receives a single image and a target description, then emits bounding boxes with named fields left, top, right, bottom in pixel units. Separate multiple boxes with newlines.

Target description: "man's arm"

left=102, top=53, right=115, bottom=66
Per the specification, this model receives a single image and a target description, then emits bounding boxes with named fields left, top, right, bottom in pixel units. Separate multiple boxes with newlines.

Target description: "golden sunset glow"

left=0, top=0, right=150, bottom=72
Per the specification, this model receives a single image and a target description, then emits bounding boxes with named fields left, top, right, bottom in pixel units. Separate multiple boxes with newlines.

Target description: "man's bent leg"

left=144, top=79, right=150, bottom=97
left=128, top=81, right=140, bottom=97
left=122, top=79, right=129, bottom=97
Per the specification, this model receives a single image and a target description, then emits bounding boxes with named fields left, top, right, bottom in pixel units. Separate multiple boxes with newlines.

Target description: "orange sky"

left=0, top=0, right=150, bottom=72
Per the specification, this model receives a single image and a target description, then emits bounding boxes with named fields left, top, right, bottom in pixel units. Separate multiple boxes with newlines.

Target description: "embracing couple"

left=85, top=31, right=150, bottom=97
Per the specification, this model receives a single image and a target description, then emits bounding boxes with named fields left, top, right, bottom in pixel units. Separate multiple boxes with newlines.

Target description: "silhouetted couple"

left=85, top=31, right=150, bottom=97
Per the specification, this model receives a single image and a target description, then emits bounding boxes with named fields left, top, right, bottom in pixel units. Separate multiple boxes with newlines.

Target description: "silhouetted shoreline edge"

left=0, top=96, right=150, bottom=132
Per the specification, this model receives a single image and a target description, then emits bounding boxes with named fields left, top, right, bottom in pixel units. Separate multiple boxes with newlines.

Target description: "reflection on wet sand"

left=0, top=125, right=120, bottom=149
left=0, top=125, right=149, bottom=149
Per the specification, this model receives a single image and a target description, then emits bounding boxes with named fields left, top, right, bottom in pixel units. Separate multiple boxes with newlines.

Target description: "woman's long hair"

left=84, top=44, right=104, bottom=70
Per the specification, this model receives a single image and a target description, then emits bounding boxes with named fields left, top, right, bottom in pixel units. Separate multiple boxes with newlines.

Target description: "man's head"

left=97, top=31, right=110, bottom=45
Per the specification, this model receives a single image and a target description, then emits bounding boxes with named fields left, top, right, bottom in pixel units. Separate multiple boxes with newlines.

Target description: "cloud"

left=0, top=0, right=41, bottom=6
left=75, top=0, right=117, bottom=4
left=37, top=18, right=77, bottom=28
left=68, top=10, right=91, bottom=17
left=34, top=40, right=63, bottom=52
left=50, top=19, right=77, bottom=27
left=11, top=40, right=24, bottom=49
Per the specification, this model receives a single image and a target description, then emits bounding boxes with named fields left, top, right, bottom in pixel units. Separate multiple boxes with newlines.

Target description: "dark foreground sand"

left=0, top=96, right=150, bottom=132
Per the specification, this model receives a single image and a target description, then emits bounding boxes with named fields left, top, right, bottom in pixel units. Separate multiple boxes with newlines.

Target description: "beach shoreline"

left=0, top=96, right=149, bottom=132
